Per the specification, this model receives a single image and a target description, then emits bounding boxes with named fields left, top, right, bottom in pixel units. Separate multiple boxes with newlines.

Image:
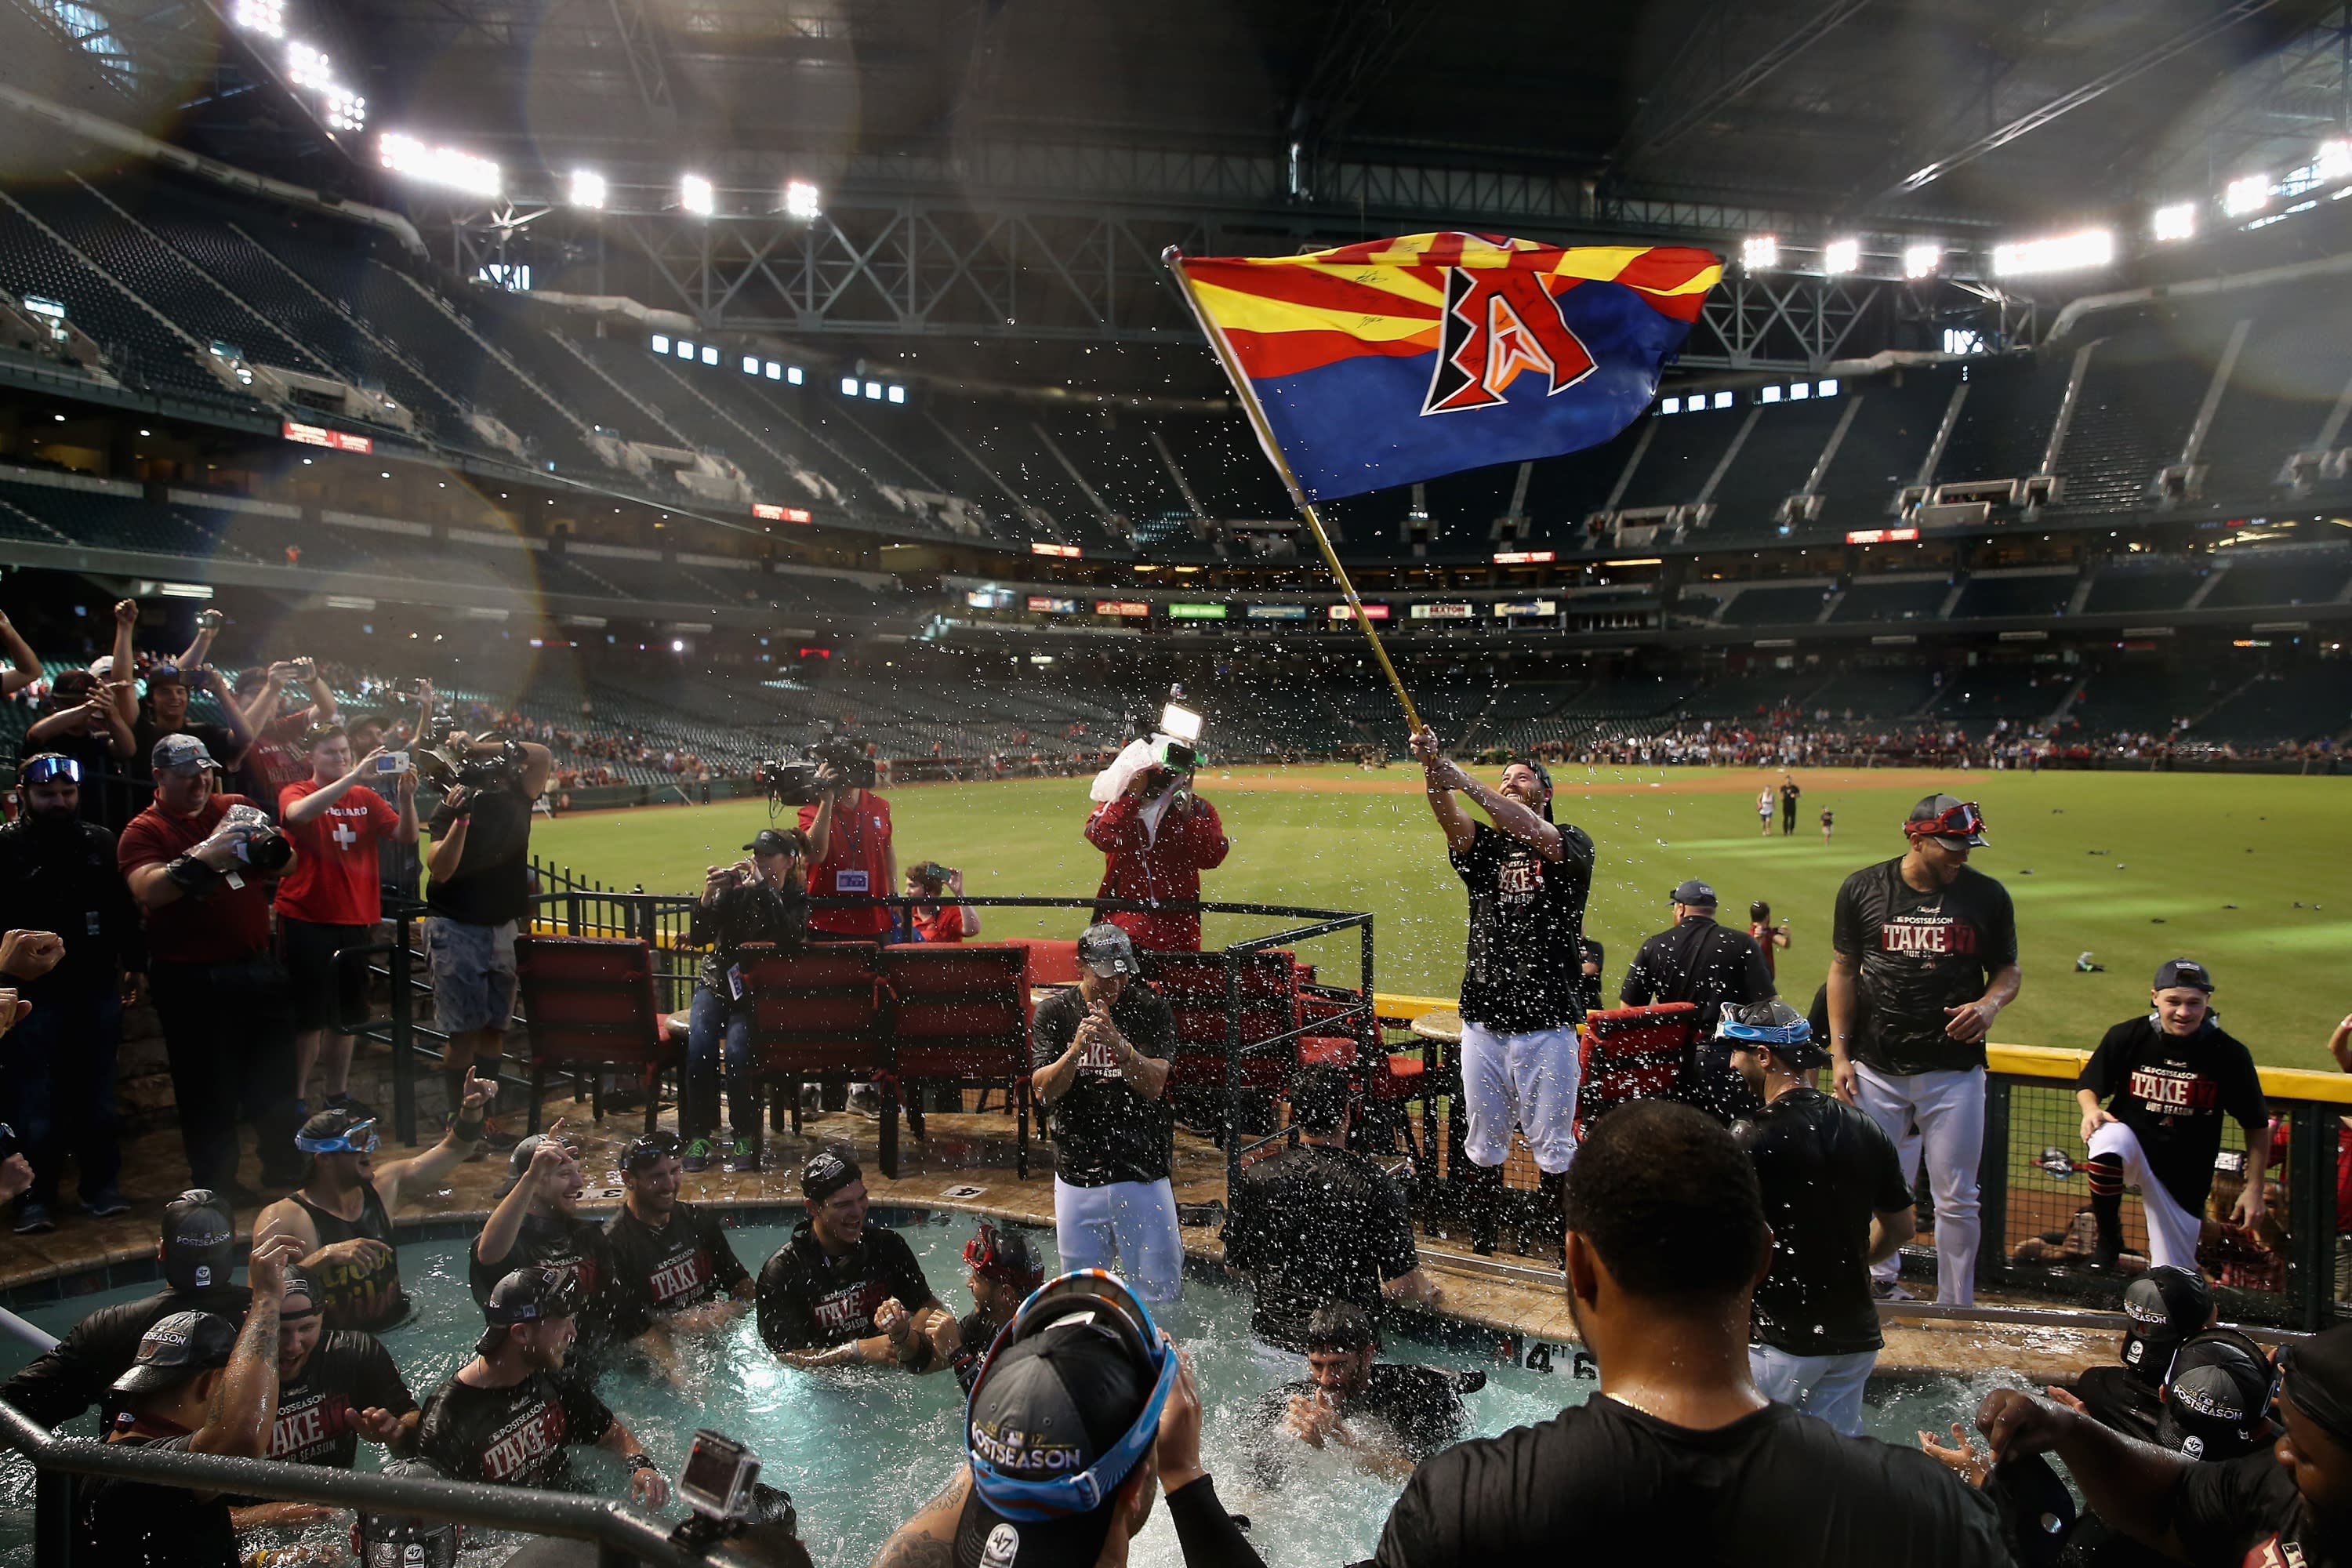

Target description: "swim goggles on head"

left=1716, top=1001, right=1814, bottom=1048
left=1904, top=799, right=1988, bottom=845
left=18, top=755, right=82, bottom=786
left=621, top=1131, right=681, bottom=1171
left=296, top=1118, right=379, bottom=1156
left=964, top=1269, right=1179, bottom=1522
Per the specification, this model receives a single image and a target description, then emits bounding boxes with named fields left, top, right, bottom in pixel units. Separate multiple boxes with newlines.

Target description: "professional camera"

left=810, top=724, right=877, bottom=790
left=754, top=759, right=821, bottom=807
left=416, top=730, right=527, bottom=796
left=215, top=803, right=292, bottom=874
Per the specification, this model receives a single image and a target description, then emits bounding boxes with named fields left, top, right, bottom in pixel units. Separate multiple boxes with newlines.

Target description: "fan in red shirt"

left=905, top=862, right=980, bottom=944
left=1084, top=736, right=1229, bottom=953
left=278, top=725, right=420, bottom=1117
left=797, top=758, right=895, bottom=939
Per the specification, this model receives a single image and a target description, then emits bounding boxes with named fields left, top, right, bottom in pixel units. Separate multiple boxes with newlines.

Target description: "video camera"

left=1125, top=691, right=1207, bottom=782
left=755, top=724, right=875, bottom=807
left=415, top=728, right=528, bottom=797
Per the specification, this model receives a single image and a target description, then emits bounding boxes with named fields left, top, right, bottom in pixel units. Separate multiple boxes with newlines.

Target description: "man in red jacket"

left=1085, top=742, right=1229, bottom=953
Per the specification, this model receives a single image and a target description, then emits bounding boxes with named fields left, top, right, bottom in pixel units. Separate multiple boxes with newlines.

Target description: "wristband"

left=625, top=1452, right=655, bottom=1473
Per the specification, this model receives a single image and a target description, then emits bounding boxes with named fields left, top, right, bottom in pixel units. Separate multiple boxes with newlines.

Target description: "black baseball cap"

left=162, top=1189, right=238, bottom=1292
left=745, top=829, right=804, bottom=855
left=477, top=1267, right=584, bottom=1355
left=802, top=1149, right=862, bottom=1206
left=2279, top=1323, right=2352, bottom=1446
left=1670, top=879, right=1718, bottom=907
left=111, top=1310, right=238, bottom=1396
left=622, top=1131, right=681, bottom=1171
left=281, top=1269, right=320, bottom=1318
left=955, top=1290, right=1160, bottom=1568
left=493, top=1131, right=578, bottom=1200
left=1076, top=924, right=1141, bottom=979
left=2154, top=958, right=2216, bottom=993
left=2156, top=1336, right=2274, bottom=1459
left=2121, top=1266, right=2213, bottom=1386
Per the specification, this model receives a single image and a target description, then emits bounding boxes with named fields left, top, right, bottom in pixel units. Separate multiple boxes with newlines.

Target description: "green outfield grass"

left=519, top=764, right=2352, bottom=1069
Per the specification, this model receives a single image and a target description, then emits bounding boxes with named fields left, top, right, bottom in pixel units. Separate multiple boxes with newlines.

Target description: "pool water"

left=0, top=1210, right=2021, bottom=1566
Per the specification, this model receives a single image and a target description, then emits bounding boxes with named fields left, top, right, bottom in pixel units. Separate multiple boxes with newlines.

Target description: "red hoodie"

left=1084, top=793, right=1230, bottom=952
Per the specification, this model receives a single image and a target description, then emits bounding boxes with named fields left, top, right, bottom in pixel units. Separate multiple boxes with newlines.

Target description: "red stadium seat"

left=1576, top=1002, right=1700, bottom=1138
left=1146, top=950, right=1298, bottom=1099
left=1000, top=938, right=1081, bottom=985
left=881, top=942, right=1035, bottom=1178
left=513, top=935, right=684, bottom=1135
left=742, top=943, right=901, bottom=1174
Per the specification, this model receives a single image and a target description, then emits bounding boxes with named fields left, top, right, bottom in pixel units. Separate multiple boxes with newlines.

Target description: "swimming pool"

left=0, top=1209, right=2019, bottom=1567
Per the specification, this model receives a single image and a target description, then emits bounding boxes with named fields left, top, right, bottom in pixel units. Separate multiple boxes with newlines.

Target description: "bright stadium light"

left=286, top=40, right=331, bottom=90
left=233, top=0, right=284, bottom=38
left=1742, top=234, right=1777, bottom=270
left=1991, top=227, right=2113, bottom=277
left=782, top=179, right=822, bottom=220
left=568, top=169, right=607, bottom=209
left=1903, top=242, right=1940, bottom=278
left=2318, top=139, right=2352, bottom=183
left=378, top=133, right=502, bottom=197
left=681, top=174, right=715, bottom=216
left=2152, top=202, right=2197, bottom=241
left=323, top=85, right=365, bottom=132
left=840, top=376, right=859, bottom=395
left=1822, top=238, right=1860, bottom=275
left=2223, top=174, right=2270, bottom=216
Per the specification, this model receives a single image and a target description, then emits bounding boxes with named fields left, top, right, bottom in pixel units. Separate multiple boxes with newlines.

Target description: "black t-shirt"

left=2079, top=1018, right=2268, bottom=1214
left=2175, top=1449, right=2349, bottom=1568
left=292, top=1185, right=407, bottom=1332
left=416, top=1369, right=615, bottom=1490
left=425, top=786, right=533, bottom=925
left=688, top=880, right=811, bottom=994
left=0, top=817, right=143, bottom=998
left=1623, top=916, right=1778, bottom=1121
left=1734, top=1087, right=1915, bottom=1356
left=1031, top=983, right=1178, bottom=1187
left=603, top=1201, right=751, bottom=1334
left=1831, top=858, right=2018, bottom=1074
left=270, top=1329, right=416, bottom=1468
left=1250, top=1363, right=1468, bottom=1485
left=1222, top=1143, right=1419, bottom=1352
left=76, top=1431, right=238, bottom=1568
left=951, top=1308, right=1010, bottom=1395
left=2, top=1283, right=252, bottom=1430
left=1374, top=1396, right=2009, bottom=1568
left=2071, top=1364, right=2165, bottom=1443
left=472, top=1213, right=620, bottom=1358
left=754, top=1220, right=935, bottom=1355
left=1450, top=821, right=1595, bottom=1034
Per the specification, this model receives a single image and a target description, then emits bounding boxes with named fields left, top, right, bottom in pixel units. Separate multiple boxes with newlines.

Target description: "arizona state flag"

left=1169, top=233, right=1721, bottom=504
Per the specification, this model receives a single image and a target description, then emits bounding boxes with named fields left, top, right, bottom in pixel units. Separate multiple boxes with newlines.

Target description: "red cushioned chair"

left=742, top=943, right=899, bottom=1174
left=1575, top=1001, right=1700, bottom=1138
left=1144, top=950, right=1298, bottom=1147
left=999, top=938, right=1081, bottom=985
left=882, top=942, right=1035, bottom=1178
left=513, top=935, right=684, bottom=1134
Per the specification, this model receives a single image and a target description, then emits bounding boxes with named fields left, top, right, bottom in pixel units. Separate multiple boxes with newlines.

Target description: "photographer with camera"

left=131, top=649, right=256, bottom=786
left=684, top=829, right=811, bottom=1174
left=423, top=729, right=552, bottom=1134
left=278, top=725, right=419, bottom=1116
left=22, top=668, right=136, bottom=828
left=904, top=862, right=979, bottom=944
left=0, top=754, right=143, bottom=1232
left=795, top=735, right=895, bottom=941
left=120, top=733, right=304, bottom=1195
left=233, top=656, right=337, bottom=813
left=1085, top=730, right=1229, bottom=954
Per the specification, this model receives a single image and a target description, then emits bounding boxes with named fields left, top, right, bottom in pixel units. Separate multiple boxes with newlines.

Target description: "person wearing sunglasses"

left=870, top=1270, right=1265, bottom=1568
left=0, top=753, right=144, bottom=1232
left=252, top=1083, right=494, bottom=1334
left=1827, top=793, right=2021, bottom=1307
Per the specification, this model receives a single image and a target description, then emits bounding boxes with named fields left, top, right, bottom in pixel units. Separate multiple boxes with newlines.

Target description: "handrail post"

left=1976, top=1075, right=2011, bottom=1297
left=390, top=914, right=418, bottom=1148
left=1223, top=949, right=1243, bottom=1198
left=35, top=1464, right=73, bottom=1567
left=2288, top=1098, right=2336, bottom=1331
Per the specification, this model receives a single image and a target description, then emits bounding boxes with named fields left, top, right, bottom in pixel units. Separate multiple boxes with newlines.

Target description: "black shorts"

left=279, top=916, right=375, bottom=1031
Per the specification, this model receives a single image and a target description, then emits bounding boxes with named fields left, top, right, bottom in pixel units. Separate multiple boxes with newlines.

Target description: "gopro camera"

left=195, top=608, right=225, bottom=633
left=373, top=752, right=412, bottom=775
left=680, top=1429, right=760, bottom=1523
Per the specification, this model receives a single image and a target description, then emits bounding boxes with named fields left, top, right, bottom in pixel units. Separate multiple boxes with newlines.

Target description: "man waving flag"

left=1164, top=233, right=1720, bottom=728
left=1167, top=234, right=1720, bottom=504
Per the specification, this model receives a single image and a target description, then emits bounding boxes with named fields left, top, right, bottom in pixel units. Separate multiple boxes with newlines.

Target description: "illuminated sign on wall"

left=283, top=421, right=372, bottom=453
left=753, top=502, right=813, bottom=524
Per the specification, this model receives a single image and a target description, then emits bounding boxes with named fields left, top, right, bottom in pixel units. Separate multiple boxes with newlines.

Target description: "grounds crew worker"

left=1620, top=879, right=1777, bottom=1123
left=1410, top=731, right=1595, bottom=1257
left=2075, top=958, right=2268, bottom=1272
left=1828, top=793, right=2020, bottom=1306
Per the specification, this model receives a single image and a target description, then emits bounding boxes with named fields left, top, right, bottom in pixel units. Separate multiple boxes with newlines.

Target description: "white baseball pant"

left=1052, top=1176, right=1185, bottom=1303
left=1458, top=1021, right=1582, bottom=1174
left=1853, top=1063, right=1984, bottom=1305
left=1749, top=1345, right=1878, bottom=1436
left=2089, top=1120, right=2205, bottom=1270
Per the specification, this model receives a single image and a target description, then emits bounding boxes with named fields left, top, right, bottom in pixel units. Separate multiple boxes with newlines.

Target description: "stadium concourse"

left=9, top=0, right=2352, bottom=1563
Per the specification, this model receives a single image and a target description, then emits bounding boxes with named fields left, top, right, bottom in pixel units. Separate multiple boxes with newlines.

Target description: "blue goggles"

left=296, top=1118, right=379, bottom=1156
left=19, top=755, right=82, bottom=786
left=964, top=1269, right=1179, bottom=1523
left=1717, top=1015, right=1813, bottom=1047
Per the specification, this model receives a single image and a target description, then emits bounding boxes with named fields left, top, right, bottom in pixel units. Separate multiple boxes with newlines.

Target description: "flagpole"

left=1160, top=246, right=1425, bottom=739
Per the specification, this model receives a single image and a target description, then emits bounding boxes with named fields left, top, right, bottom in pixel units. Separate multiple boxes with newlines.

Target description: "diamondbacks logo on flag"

left=1170, top=233, right=1720, bottom=503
